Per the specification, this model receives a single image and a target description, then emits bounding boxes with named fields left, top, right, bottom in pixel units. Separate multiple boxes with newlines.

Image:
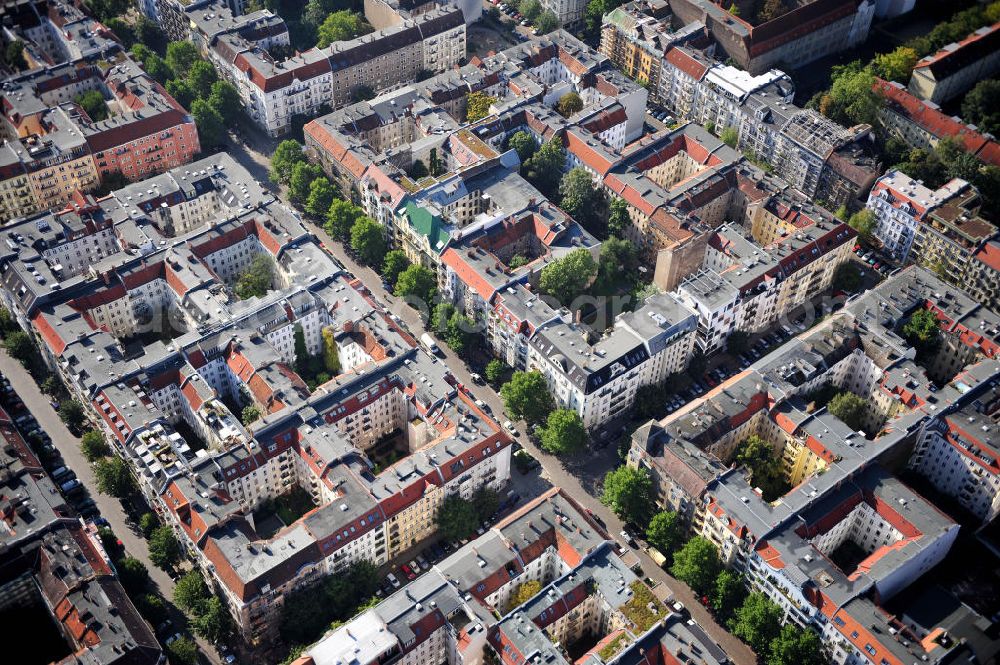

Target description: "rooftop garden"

left=597, top=632, right=630, bottom=661
left=619, top=580, right=667, bottom=633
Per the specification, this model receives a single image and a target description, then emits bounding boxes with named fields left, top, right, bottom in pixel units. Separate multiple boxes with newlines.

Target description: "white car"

left=386, top=572, right=401, bottom=588
left=503, top=420, right=520, bottom=437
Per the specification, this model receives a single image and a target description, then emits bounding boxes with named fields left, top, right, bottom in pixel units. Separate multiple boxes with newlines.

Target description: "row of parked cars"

left=647, top=109, right=675, bottom=124
left=855, top=244, right=895, bottom=276
left=0, top=375, right=99, bottom=519
left=378, top=491, right=522, bottom=595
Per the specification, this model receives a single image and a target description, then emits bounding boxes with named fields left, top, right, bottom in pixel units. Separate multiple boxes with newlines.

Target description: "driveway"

left=0, top=351, right=222, bottom=665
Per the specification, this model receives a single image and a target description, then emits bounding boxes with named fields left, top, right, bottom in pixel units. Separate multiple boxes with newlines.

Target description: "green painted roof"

left=404, top=202, right=451, bottom=254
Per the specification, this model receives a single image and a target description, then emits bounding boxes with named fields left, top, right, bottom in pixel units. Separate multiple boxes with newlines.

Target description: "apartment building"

left=0, top=154, right=512, bottom=643
left=666, top=0, right=875, bottom=74
left=0, top=405, right=162, bottom=665
left=296, top=487, right=732, bottom=665
left=873, top=78, right=1000, bottom=167
left=629, top=266, right=1000, bottom=665
left=966, top=241, right=1000, bottom=311
left=0, top=0, right=199, bottom=221
left=865, top=170, right=985, bottom=264
left=673, top=192, right=854, bottom=353
left=908, top=22, right=1000, bottom=105
left=653, top=42, right=879, bottom=209
left=186, top=0, right=466, bottom=137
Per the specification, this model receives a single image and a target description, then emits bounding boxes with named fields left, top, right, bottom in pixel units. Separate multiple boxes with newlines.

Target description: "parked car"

left=503, top=420, right=519, bottom=437
left=400, top=564, right=416, bottom=580
left=60, top=479, right=81, bottom=493
left=386, top=572, right=401, bottom=588
left=409, top=559, right=421, bottom=574
left=620, top=530, right=636, bottom=547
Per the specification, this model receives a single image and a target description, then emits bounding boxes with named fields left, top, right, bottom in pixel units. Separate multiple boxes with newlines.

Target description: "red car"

left=400, top=564, right=416, bottom=580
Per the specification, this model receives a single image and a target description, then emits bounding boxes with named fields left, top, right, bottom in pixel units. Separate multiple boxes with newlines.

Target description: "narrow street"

left=0, top=350, right=222, bottom=665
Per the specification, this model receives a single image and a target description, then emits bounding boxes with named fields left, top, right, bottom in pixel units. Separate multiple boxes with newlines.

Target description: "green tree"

left=235, top=254, right=274, bottom=299
left=192, top=596, right=230, bottom=643
left=608, top=197, right=630, bottom=238
left=558, top=167, right=601, bottom=229
left=191, top=98, right=226, bottom=147
left=767, top=624, right=825, bottom=665
left=394, top=264, right=437, bottom=304
left=41, top=375, right=62, bottom=395
left=962, top=79, right=1000, bottom=137
left=445, top=312, right=476, bottom=353
left=872, top=46, right=918, bottom=83
left=670, top=536, right=721, bottom=595
left=485, top=358, right=509, bottom=385
left=3, top=39, right=26, bottom=70
left=832, top=262, right=862, bottom=292
left=712, top=570, right=743, bottom=622
left=903, top=307, right=940, bottom=347
left=148, top=526, right=182, bottom=570
left=646, top=511, right=682, bottom=560
left=436, top=495, right=478, bottom=540
left=556, top=91, right=583, bottom=118
left=326, top=199, right=361, bottom=240
left=166, top=78, right=194, bottom=108
left=466, top=91, right=497, bottom=122
left=116, top=556, right=150, bottom=595
left=540, top=247, right=598, bottom=306
left=507, top=130, right=537, bottom=163
left=293, top=324, right=310, bottom=377
left=535, top=10, right=558, bottom=34
left=208, top=80, right=241, bottom=124
left=432, top=303, right=457, bottom=335
left=165, top=41, right=200, bottom=76
left=289, top=162, right=324, bottom=204
left=74, top=90, right=108, bottom=121
left=847, top=209, right=875, bottom=242
left=271, top=139, right=306, bottom=184
left=757, top=0, right=787, bottom=22
left=0, top=307, right=18, bottom=336
left=519, top=0, right=542, bottom=20
left=59, top=400, right=87, bottom=431
left=137, top=593, right=168, bottom=626
left=720, top=126, right=738, bottom=148
left=322, top=327, right=341, bottom=374
left=174, top=570, right=209, bottom=613
left=4, top=331, right=36, bottom=368
left=728, top=592, right=783, bottom=657
left=428, top=148, right=442, bottom=177
left=728, top=3, right=739, bottom=15
left=523, top=136, right=565, bottom=197
left=306, top=177, right=337, bottom=218
left=94, top=457, right=134, bottom=498
left=350, top=217, right=387, bottom=268
left=500, top=370, right=554, bottom=425
left=600, top=465, right=654, bottom=525
left=80, top=430, right=110, bottom=462
left=139, top=512, right=159, bottom=538
left=473, top=487, right=500, bottom=522
left=828, top=392, right=868, bottom=432
left=381, top=250, right=410, bottom=287
left=166, top=636, right=198, bottom=665
left=241, top=404, right=262, bottom=425
left=538, top=408, right=587, bottom=455
left=508, top=580, right=542, bottom=610
left=823, top=61, right=881, bottom=127
left=316, top=11, right=371, bottom=48
left=187, top=60, right=218, bottom=100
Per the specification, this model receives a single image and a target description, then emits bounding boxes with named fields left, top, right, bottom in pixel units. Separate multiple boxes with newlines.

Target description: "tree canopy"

left=507, top=131, right=537, bottom=163
left=326, top=199, right=362, bottom=240
left=316, top=11, right=371, bottom=48
left=381, top=250, right=410, bottom=288
left=767, top=623, right=826, bottom=665
left=556, top=92, right=583, bottom=117
left=436, top=494, right=479, bottom=540
left=80, top=430, right=110, bottom=462
left=600, top=465, right=654, bottom=526
left=540, top=247, right=598, bottom=306
left=828, top=392, right=868, bottom=432
left=670, top=536, right=721, bottom=595
left=350, top=217, right=387, bottom=268
left=519, top=0, right=542, bottom=21
left=74, top=90, right=108, bottom=121
left=148, top=526, right=182, bottom=570
left=289, top=162, right=324, bottom=204
left=608, top=197, right=630, bottom=238
left=94, top=457, right=134, bottom=498
left=305, top=177, right=337, bottom=218
left=466, top=91, right=497, bottom=122
left=522, top=137, right=565, bottom=197
left=903, top=307, right=941, bottom=348
left=712, top=570, right=744, bottom=622
left=235, top=254, right=274, bottom=300
left=559, top=168, right=603, bottom=231
left=500, top=371, right=554, bottom=425
left=59, top=400, right=86, bottom=431
left=191, top=98, right=226, bottom=147
left=847, top=209, right=876, bottom=243
left=165, top=41, right=200, bottom=76
left=394, top=264, right=437, bottom=305
left=538, top=409, right=587, bottom=455
left=962, top=79, right=1000, bottom=137
left=728, top=592, right=783, bottom=658
left=872, top=46, right=918, bottom=83
left=271, top=139, right=307, bottom=184
left=535, top=10, right=559, bottom=34
left=646, top=511, right=683, bottom=560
